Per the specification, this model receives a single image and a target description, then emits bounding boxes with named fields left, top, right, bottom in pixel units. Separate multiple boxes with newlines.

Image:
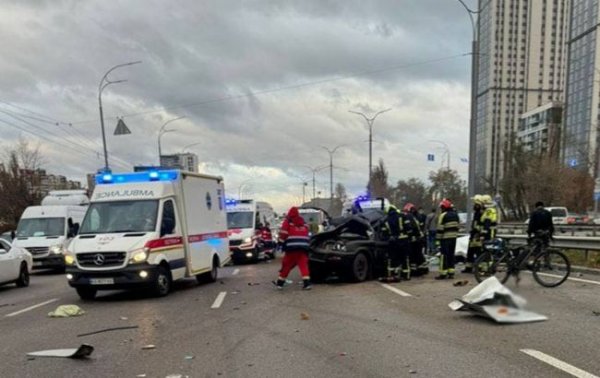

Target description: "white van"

left=13, top=191, right=88, bottom=271
left=226, top=199, right=275, bottom=263
left=65, top=170, right=229, bottom=300
left=298, top=208, right=327, bottom=234
left=547, top=207, right=568, bottom=225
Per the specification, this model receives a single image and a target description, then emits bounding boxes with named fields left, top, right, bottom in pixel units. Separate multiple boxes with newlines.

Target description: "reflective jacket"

left=403, top=212, right=423, bottom=242
left=279, top=207, right=310, bottom=252
left=436, top=210, right=459, bottom=240
left=386, top=207, right=409, bottom=240
left=480, top=207, right=498, bottom=241
left=469, top=209, right=483, bottom=247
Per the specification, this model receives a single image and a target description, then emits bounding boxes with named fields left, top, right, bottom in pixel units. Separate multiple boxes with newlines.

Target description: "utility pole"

left=303, top=165, right=328, bottom=202
left=321, top=144, right=345, bottom=203
left=349, top=109, right=391, bottom=196
left=97, top=61, right=141, bottom=172
left=457, top=0, right=483, bottom=220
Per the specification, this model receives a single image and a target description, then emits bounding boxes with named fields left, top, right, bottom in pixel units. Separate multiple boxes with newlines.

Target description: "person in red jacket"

left=273, top=207, right=312, bottom=290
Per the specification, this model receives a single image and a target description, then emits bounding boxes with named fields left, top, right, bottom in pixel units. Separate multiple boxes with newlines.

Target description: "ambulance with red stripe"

left=65, top=170, right=229, bottom=300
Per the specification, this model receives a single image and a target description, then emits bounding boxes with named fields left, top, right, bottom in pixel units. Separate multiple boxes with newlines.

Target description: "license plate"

left=33, top=261, right=43, bottom=267
left=89, top=278, right=114, bottom=285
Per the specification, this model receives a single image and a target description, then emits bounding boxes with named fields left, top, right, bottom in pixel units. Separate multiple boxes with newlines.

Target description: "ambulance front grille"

left=77, top=252, right=126, bottom=267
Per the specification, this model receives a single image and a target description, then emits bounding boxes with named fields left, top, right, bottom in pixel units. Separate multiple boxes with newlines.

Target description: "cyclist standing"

left=527, top=201, right=554, bottom=239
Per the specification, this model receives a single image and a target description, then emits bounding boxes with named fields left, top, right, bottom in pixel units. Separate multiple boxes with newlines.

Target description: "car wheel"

left=153, top=265, right=172, bottom=297
left=76, top=287, right=97, bottom=300
left=15, top=263, right=30, bottom=287
left=350, top=252, right=370, bottom=282
left=197, top=258, right=218, bottom=284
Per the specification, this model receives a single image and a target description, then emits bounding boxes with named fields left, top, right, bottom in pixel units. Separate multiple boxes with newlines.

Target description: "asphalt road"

left=1, top=259, right=599, bottom=378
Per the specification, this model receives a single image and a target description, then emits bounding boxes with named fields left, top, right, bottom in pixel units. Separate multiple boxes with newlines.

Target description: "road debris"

left=300, top=312, right=310, bottom=320
left=339, top=352, right=347, bottom=356
left=47, top=305, right=85, bottom=318
left=136, top=375, right=147, bottom=378
left=592, top=311, right=600, bottom=316
left=27, top=344, right=94, bottom=359
left=453, top=280, right=469, bottom=287
left=448, top=277, right=547, bottom=323
left=142, top=344, right=156, bottom=350
left=247, top=282, right=260, bottom=286
left=77, top=325, right=139, bottom=337
left=120, top=316, right=129, bottom=320
left=184, top=355, right=195, bottom=360
left=409, top=369, right=418, bottom=374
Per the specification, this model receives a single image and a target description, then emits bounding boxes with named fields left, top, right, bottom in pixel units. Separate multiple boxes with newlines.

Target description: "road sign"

left=427, top=154, right=435, bottom=162
left=114, top=118, right=131, bottom=135
left=569, top=159, right=578, bottom=167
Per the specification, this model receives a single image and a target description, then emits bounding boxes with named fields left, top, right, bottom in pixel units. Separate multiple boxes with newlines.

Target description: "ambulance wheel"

left=153, top=265, right=172, bottom=297
left=76, top=287, right=97, bottom=301
left=197, top=258, right=218, bottom=284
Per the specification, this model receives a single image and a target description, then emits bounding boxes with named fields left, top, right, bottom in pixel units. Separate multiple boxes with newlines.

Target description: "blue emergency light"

left=96, top=170, right=179, bottom=185
left=225, top=198, right=238, bottom=206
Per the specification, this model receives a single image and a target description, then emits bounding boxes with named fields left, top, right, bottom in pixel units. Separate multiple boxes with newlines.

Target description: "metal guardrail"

left=497, top=234, right=600, bottom=252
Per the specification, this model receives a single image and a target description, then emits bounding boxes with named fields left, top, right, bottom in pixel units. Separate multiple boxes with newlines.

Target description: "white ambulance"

left=226, top=199, right=275, bottom=263
left=13, top=190, right=89, bottom=271
left=65, top=170, right=229, bottom=300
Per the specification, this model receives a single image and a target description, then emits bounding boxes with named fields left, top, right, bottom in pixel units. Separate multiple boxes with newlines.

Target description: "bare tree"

left=370, top=159, right=392, bottom=199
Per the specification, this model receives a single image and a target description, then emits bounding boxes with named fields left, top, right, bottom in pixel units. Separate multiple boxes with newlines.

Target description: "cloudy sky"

left=0, top=0, right=475, bottom=212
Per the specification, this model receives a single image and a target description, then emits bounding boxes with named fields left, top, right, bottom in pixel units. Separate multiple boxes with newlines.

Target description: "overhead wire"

left=68, top=52, right=469, bottom=125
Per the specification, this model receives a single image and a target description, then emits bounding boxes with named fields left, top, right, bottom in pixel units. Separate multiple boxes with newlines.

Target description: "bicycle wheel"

left=532, top=249, right=570, bottom=288
left=473, top=250, right=510, bottom=284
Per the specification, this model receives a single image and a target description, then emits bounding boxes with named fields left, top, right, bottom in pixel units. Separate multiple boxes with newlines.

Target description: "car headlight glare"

left=243, top=237, right=252, bottom=244
left=64, top=254, right=76, bottom=265
left=50, top=245, right=64, bottom=255
left=130, top=250, right=148, bottom=263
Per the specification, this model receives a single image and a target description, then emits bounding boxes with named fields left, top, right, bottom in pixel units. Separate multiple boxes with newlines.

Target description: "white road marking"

left=380, top=283, right=412, bottom=297
left=534, top=272, right=600, bottom=286
left=520, top=349, right=599, bottom=378
left=211, top=292, right=227, bottom=309
left=232, top=268, right=240, bottom=276
left=5, top=298, right=59, bottom=318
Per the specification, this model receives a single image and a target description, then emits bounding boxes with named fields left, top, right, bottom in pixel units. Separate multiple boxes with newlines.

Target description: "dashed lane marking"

left=520, top=349, right=599, bottom=378
left=232, top=268, right=240, bottom=276
left=211, top=292, right=227, bottom=309
left=380, top=283, right=412, bottom=297
left=5, top=298, right=59, bottom=318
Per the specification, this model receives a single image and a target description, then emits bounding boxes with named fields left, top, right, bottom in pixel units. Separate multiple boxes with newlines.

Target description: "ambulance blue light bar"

left=96, top=170, right=179, bottom=185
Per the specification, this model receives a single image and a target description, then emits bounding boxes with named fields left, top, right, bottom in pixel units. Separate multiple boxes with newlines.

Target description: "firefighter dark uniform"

left=463, top=195, right=483, bottom=273
left=435, top=199, right=459, bottom=279
left=385, top=205, right=410, bottom=280
left=403, top=203, right=426, bottom=276
left=273, top=207, right=312, bottom=290
left=480, top=195, right=497, bottom=242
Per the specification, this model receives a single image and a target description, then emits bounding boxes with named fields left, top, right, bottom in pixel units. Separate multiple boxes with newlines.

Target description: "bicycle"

left=472, top=231, right=571, bottom=288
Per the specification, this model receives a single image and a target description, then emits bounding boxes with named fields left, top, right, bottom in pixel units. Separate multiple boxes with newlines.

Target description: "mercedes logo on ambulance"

left=93, top=254, right=105, bottom=266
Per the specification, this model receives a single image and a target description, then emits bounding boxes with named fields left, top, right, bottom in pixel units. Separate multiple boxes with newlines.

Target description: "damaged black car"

left=309, top=209, right=390, bottom=282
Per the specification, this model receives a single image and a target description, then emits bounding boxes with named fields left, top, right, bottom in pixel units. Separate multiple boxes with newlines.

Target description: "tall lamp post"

left=181, top=142, right=202, bottom=153
left=303, top=165, right=329, bottom=201
left=349, top=108, right=391, bottom=195
left=98, top=61, right=142, bottom=172
left=429, top=140, right=451, bottom=170
left=321, top=144, right=345, bottom=202
left=157, top=116, right=185, bottom=165
left=457, top=0, right=483, bottom=220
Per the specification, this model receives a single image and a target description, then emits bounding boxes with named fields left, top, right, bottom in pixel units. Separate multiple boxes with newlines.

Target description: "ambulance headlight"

left=243, top=237, right=252, bottom=244
left=130, top=249, right=148, bottom=264
left=64, top=254, right=76, bottom=265
left=50, top=245, right=64, bottom=255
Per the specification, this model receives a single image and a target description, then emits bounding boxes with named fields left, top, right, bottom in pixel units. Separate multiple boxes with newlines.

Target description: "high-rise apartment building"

left=474, top=0, right=570, bottom=193
left=160, top=153, right=199, bottom=173
left=564, top=0, right=600, bottom=176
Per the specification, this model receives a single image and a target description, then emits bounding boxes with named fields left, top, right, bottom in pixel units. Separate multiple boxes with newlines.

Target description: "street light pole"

left=321, top=144, right=345, bottom=203
left=303, top=165, right=328, bottom=201
left=157, top=116, right=185, bottom=165
left=349, top=108, right=391, bottom=195
left=98, top=61, right=142, bottom=172
left=457, top=0, right=483, bottom=219
left=429, top=140, right=451, bottom=170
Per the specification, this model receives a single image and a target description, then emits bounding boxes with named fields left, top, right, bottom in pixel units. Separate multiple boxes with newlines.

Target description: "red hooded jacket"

left=278, top=207, right=310, bottom=252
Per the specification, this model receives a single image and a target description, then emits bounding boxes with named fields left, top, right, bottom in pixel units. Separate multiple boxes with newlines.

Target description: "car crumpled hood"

left=311, top=213, right=379, bottom=246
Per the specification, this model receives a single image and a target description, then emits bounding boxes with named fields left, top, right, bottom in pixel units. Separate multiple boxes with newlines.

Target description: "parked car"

left=566, top=213, right=589, bottom=225
left=0, top=231, right=14, bottom=243
left=0, top=238, right=32, bottom=288
left=309, top=209, right=390, bottom=282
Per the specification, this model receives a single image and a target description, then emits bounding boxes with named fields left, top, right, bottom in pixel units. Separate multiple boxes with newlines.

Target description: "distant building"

left=518, top=102, right=562, bottom=157
left=474, top=0, right=570, bottom=193
left=19, top=169, right=82, bottom=197
left=159, top=153, right=198, bottom=173
left=563, top=0, right=600, bottom=175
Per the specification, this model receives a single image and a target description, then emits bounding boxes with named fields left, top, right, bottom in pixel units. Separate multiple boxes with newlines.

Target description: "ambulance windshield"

left=80, top=200, right=159, bottom=234
left=227, top=211, right=255, bottom=229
